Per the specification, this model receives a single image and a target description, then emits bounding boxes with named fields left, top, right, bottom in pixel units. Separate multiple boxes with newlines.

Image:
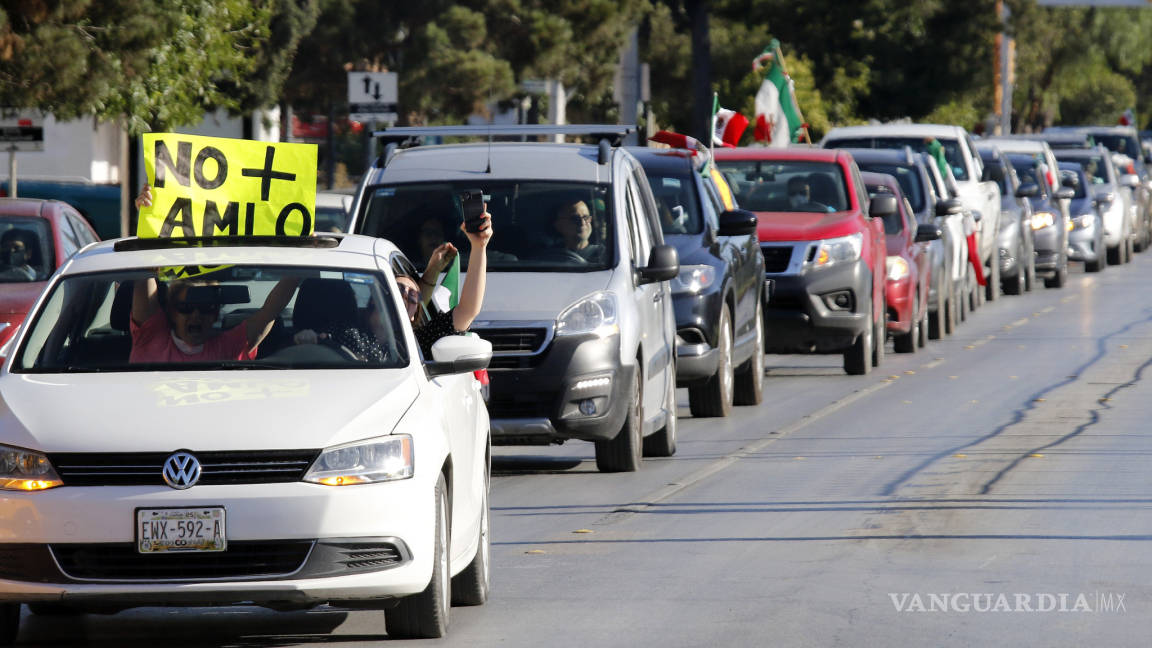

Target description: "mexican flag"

left=713, top=102, right=749, bottom=148
left=753, top=39, right=805, bottom=147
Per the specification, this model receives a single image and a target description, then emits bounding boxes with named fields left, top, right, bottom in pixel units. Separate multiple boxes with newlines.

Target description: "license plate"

left=136, top=507, right=226, bottom=553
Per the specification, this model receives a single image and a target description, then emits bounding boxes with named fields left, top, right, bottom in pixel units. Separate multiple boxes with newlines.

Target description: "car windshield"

left=1057, top=155, right=1112, bottom=184
left=715, top=160, right=849, bottom=212
left=856, top=163, right=925, bottom=212
left=357, top=181, right=614, bottom=272
left=827, top=137, right=969, bottom=181
left=643, top=172, right=704, bottom=235
left=1092, top=134, right=1141, bottom=161
left=1008, top=154, right=1048, bottom=196
left=15, top=265, right=410, bottom=373
left=315, top=206, right=350, bottom=233
left=981, top=160, right=1011, bottom=196
left=0, top=217, right=53, bottom=283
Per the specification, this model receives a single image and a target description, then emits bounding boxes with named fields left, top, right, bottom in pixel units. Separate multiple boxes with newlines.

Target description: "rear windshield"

left=1008, top=154, right=1049, bottom=196
left=1092, top=134, right=1141, bottom=161
left=827, top=137, right=969, bottom=181
left=356, top=181, right=614, bottom=272
left=1056, top=154, right=1112, bottom=184
left=981, top=160, right=1011, bottom=196
left=856, top=163, right=925, bottom=213
left=715, top=160, right=850, bottom=213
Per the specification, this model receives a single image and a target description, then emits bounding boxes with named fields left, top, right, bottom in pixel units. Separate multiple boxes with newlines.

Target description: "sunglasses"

left=561, top=213, right=592, bottom=223
left=173, top=302, right=221, bottom=316
left=399, top=287, right=421, bottom=305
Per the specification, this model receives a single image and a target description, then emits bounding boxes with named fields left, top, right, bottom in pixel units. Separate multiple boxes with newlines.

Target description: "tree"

left=0, top=0, right=316, bottom=134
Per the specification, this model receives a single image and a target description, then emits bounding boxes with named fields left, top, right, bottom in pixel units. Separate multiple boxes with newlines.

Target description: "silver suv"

left=348, top=125, right=680, bottom=472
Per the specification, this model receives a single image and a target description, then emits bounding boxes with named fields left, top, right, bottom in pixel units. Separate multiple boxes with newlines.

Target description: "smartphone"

left=460, top=189, right=488, bottom=233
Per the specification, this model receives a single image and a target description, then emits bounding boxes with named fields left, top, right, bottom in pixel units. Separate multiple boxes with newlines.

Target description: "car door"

left=623, top=170, right=671, bottom=427
left=702, top=173, right=757, bottom=346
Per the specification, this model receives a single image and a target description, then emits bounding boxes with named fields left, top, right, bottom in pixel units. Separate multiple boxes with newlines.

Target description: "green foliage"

left=0, top=0, right=316, bottom=134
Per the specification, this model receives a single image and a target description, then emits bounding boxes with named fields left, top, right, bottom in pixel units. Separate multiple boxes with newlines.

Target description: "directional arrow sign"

left=348, top=72, right=397, bottom=106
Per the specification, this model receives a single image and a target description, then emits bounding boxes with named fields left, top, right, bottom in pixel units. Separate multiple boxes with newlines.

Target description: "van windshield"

left=356, top=181, right=615, bottom=272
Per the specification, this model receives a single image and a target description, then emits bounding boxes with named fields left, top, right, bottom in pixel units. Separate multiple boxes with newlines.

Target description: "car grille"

left=475, top=328, right=548, bottom=353
left=329, top=541, right=404, bottom=570
left=47, top=449, right=321, bottom=487
left=761, top=246, right=794, bottom=273
left=50, top=540, right=314, bottom=581
left=487, top=398, right=552, bottom=419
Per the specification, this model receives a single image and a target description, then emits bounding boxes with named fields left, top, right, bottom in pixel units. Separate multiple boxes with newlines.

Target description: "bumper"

left=1033, top=226, right=1065, bottom=272
left=761, top=254, right=871, bottom=354
left=885, top=276, right=914, bottom=334
left=485, top=333, right=633, bottom=444
left=1068, top=225, right=1100, bottom=262
left=672, top=288, right=724, bottom=384
left=0, top=478, right=436, bottom=605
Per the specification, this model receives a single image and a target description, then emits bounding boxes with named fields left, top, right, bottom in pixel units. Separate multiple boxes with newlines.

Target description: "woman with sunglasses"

left=398, top=209, right=493, bottom=358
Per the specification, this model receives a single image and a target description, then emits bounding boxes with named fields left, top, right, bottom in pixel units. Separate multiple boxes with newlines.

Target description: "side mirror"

left=935, top=197, right=965, bottom=216
left=1055, top=187, right=1075, bottom=201
left=869, top=194, right=898, bottom=219
left=914, top=224, right=942, bottom=242
left=638, top=244, right=680, bottom=285
left=1121, top=173, right=1140, bottom=188
left=717, top=209, right=758, bottom=236
left=1015, top=183, right=1039, bottom=198
left=1093, top=190, right=1115, bottom=205
left=1060, top=170, right=1079, bottom=189
left=426, top=335, right=492, bottom=377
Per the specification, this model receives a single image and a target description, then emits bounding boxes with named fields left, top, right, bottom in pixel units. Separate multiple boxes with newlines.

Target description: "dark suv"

left=629, top=147, right=764, bottom=417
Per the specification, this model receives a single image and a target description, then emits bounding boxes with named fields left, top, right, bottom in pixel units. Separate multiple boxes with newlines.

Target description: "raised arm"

left=452, top=214, right=492, bottom=331
left=131, top=276, right=161, bottom=326
left=418, top=242, right=458, bottom=305
left=245, top=277, right=301, bottom=348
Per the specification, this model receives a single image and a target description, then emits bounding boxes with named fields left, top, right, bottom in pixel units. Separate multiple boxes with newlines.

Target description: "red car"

left=0, top=198, right=101, bottom=347
left=715, top=148, right=888, bottom=375
left=861, top=172, right=940, bottom=353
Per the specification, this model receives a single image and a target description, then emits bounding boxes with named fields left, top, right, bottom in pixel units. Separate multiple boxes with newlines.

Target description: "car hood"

left=754, top=211, right=863, bottom=242
left=665, top=234, right=715, bottom=266
left=0, top=282, right=47, bottom=315
left=0, top=370, right=419, bottom=453
left=472, top=271, right=613, bottom=322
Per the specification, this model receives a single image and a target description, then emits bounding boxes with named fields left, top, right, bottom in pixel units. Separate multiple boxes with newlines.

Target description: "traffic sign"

left=0, top=111, right=43, bottom=152
left=348, top=72, right=398, bottom=122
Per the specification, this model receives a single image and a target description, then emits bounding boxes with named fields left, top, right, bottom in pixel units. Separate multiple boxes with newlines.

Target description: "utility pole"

left=997, top=0, right=1014, bottom=135
left=688, top=0, right=712, bottom=145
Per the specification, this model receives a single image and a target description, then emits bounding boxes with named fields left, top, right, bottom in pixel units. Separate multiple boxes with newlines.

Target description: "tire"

left=958, top=281, right=968, bottom=322
left=27, top=603, right=80, bottom=615
left=893, top=299, right=916, bottom=354
left=872, top=309, right=885, bottom=368
left=1004, top=246, right=1025, bottom=296
left=917, top=302, right=929, bottom=348
left=0, top=604, right=17, bottom=646
left=450, top=482, right=489, bottom=607
left=595, top=371, right=642, bottom=472
left=1126, top=237, right=1135, bottom=263
left=1044, top=257, right=1068, bottom=289
left=1085, top=253, right=1103, bottom=273
left=386, top=474, right=450, bottom=639
left=688, top=305, right=734, bottom=418
left=732, top=300, right=764, bottom=406
left=985, top=256, right=1000, bottom=301
left=643, top=370, right=678, bottom=457
left=1107, top=245, right=1121, bottom=266
left=1025, top=250, right=1037, bottom=292
left=843, top=313, right=872, bottom=375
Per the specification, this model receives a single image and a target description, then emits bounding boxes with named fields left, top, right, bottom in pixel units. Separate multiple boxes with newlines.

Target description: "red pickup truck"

left=715, top=148, right=888, bottom=374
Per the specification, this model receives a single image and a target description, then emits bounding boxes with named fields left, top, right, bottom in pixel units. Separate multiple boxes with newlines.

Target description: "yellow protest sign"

left=138, top=134, right=318, bottom=239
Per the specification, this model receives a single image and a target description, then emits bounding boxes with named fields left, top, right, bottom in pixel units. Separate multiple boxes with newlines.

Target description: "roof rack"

left=374, top=124, right=635, bottom=145
left=113, top=235, right=341, bottom=252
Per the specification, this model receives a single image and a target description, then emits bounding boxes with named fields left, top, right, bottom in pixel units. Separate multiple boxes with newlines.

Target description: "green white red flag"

left=752, top=39, right=805, bottom=147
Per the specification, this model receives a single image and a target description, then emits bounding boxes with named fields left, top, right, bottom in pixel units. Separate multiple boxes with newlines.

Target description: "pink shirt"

left=129, top=310, right=256, bottom=364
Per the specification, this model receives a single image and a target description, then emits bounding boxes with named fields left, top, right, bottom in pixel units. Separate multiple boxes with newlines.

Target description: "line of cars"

left=0, top=121, right=1148, bottom=644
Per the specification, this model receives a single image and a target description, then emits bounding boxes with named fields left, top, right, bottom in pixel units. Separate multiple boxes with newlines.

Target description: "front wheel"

left=985, top=257, right=1000, bottom=301
left=893, top=300, right=917, bottom=354
left=733, top=300, right=764, bottom=406
left=844, top=315, right=872, bottom=376
left=450, top=479, right=489, bottom=606
left=595, top=371, right=642, bottom=472
left=386, top=474, right=450, bottom=639
left=688, top=305, right=734, bottom=418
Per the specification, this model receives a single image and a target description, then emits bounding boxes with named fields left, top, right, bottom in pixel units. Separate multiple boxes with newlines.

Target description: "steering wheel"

left=320, top=339, right=363, bottom=361
left=533, top=248, right=588, bottom=264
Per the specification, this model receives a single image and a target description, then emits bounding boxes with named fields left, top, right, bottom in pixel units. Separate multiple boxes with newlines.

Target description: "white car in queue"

left=0, top=233, right=492, bottom=642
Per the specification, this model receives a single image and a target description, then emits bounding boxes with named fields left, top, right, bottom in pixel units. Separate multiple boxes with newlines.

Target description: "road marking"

left=1041, top=306, right=1055, bottom=314
left=599, top=378, right=896, bottom=521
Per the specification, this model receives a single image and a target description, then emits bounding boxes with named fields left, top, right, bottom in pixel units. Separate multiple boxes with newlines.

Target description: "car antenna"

left=486, top=126, right=492, bottom=174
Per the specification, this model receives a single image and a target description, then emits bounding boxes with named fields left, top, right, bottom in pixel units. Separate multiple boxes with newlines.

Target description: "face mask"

left=789, top=193, right=806, bottom=207
left=4, top=250, right=26, bottom=266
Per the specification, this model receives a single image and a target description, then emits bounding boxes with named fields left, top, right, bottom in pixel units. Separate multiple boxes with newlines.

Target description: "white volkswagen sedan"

left=0, top=234, right=492, bottom=642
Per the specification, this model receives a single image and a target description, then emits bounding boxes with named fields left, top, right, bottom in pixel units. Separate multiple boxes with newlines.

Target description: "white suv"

left=0, top=234, right=492, bottom=641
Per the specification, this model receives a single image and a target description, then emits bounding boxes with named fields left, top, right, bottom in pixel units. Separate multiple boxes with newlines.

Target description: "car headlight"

left=0, top=445, right=63, bottom=491
left=304, top=435, right=413, bottom=486
left=671, top=265, right=716, bottom=294
left=1031, top=211, right=1055, bottom=230
left=886, top=256, right=910, bottom=281
left=811, top=233, right=863, bottom=268
left=556, top=291, right=618, bottom=338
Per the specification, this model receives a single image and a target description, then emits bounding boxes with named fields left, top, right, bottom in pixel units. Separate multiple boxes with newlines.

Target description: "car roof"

left=822, top=123, right=970, bottom=140
left=714, top=147, right=846, bottom=163
left=372, top=142, right=618, bottom=184
left=626, top=147, right=697, bottom=174
left=981, top=138, right=1052, bottom=154
left=835, top=146, right=918, bottom=166
left=1052, top=146, right=1110, bottom=158
left=60, top=234, right=393, bottom=275
left=1046, top=125, right=1138, bottom=136
left=0, top=198, right=62, bottom=219
left=860, top=170, right=901, bottom=191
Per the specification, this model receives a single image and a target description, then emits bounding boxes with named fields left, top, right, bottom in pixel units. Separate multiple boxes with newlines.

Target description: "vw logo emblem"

left=162, top=452, right=202, bottom=490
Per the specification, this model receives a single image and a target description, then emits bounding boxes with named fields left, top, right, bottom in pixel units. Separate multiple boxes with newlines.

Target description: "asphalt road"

left=19, top=255, right=1152, bottom=647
